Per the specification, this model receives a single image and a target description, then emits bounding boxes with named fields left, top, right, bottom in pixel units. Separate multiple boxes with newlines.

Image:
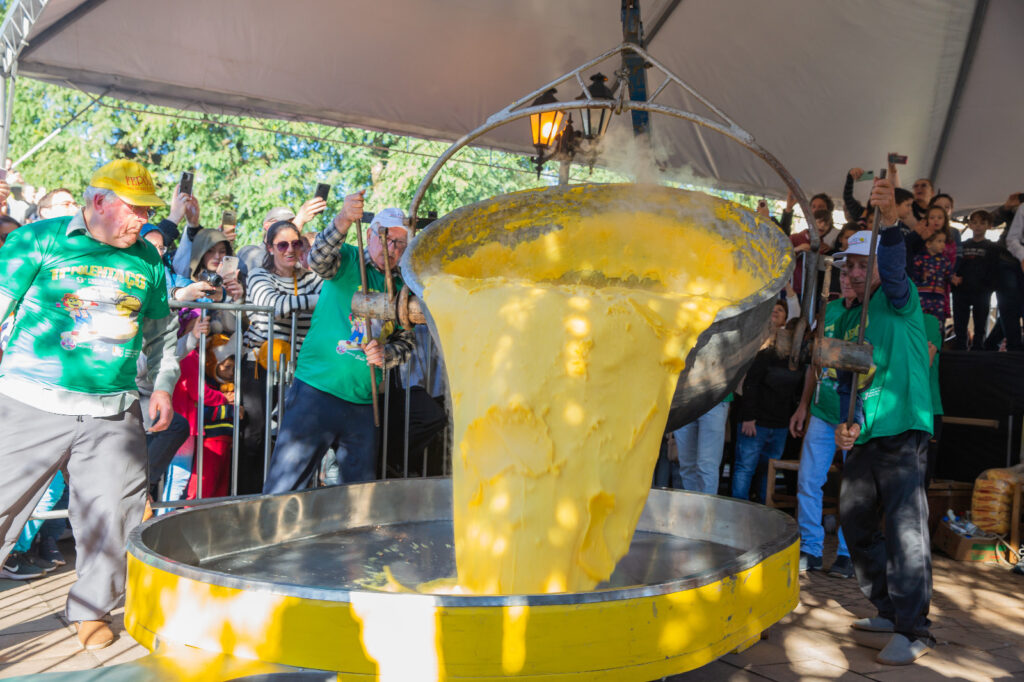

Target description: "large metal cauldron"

left=126, top=479, right=798, bottom=679
left=399, top=183, right=794, bottom=431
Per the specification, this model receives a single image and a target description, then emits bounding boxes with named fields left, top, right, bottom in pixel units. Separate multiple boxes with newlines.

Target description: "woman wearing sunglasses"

left=238, top=220, right=322, bottom=493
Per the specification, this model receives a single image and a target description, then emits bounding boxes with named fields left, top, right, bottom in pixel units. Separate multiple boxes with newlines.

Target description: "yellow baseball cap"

left=89, top=159, right=165, bottom=207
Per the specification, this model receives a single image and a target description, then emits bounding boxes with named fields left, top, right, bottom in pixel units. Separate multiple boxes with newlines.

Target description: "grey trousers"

left=0, top=394, right=147, bottom=622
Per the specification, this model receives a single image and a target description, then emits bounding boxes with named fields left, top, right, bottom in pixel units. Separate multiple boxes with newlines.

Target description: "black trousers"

left=839, top=429, right=932, bottom=641
left=238, top=358, right=270, bottom=495
left=380, top=373, right=447, bottom=478
left=146, top=412, right=190, bottom=497
left=995, top=261, right=1023, bottom=351
left=951, top=290, right=991, bottom=350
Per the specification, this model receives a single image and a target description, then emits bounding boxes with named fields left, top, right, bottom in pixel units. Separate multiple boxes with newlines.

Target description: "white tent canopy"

left=1, top=0, right=1020, bottom=211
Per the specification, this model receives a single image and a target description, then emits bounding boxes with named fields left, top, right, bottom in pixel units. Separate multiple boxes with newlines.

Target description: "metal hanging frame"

left=407, top=42, right=822, bottom=364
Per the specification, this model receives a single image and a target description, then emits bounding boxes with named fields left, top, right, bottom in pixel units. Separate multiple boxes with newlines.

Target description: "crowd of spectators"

left=657, top=170, right=1024, bottom=664
left=0, top=159, right=448, bottom=654
left=0, top=154, right=1020, bottom=661
left=658, top=170, right=1024, bottom=521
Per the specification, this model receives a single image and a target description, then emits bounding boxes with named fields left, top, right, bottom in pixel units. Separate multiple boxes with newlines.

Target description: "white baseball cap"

left=369, top=207, right=408, bottom=235
left=831, top=230, right=880, bottom=260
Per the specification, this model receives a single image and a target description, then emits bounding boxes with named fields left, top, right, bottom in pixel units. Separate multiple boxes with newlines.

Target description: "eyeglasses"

left=385, top=238, right=408, bottom=250
left=122, top=199, right=156, bottom=219
left=273, top=239, right=305, bottom=253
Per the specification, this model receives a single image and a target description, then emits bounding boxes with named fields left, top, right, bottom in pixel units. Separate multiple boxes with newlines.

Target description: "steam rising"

left=590, top=121, right=705, bottom=189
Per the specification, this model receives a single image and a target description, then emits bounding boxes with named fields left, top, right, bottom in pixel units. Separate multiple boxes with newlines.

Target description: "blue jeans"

left=13, top=472, right=65, bottom=553
left=731, top=424, right=788, bottom=502
left=673, top=401, right=729, bottom=494
left=159, top=450, right=193, bottom=515
left=652, top=437, right=675, bottom=488
left=263, top=378, right=378, bottom=494
left=796, top=415, right=849, bottom=559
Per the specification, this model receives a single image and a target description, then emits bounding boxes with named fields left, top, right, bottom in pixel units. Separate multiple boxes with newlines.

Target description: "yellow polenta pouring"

left=403, top=183, right=792, bottom=595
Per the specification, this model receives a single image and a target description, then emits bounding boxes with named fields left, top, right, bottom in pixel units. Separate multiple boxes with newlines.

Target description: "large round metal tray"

left=126, top=479, right=798, bottom=680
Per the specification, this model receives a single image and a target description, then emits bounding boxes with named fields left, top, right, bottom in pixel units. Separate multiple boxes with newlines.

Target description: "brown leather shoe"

left=76, top=620, right=115, bottom=651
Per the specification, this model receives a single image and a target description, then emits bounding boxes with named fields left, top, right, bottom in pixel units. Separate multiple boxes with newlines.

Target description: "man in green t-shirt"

left=263, top=194, right=415, bottom=494
left=832, top=177, right=935, bottom=666
left=0, top=160, right=179, bottom=651
left=790, top=266, right=859, bottom=579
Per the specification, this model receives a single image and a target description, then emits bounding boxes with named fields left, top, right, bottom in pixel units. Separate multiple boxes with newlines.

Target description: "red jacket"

left=172, top=350, right=231, bottom=437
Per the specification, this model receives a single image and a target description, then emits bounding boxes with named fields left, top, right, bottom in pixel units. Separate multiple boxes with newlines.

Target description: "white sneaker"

left=877, top=633, right=931, bottom=665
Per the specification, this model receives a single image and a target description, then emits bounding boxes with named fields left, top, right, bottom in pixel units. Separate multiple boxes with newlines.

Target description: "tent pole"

left=621, top=0, right=650, bottom=136
left=0, top=68, right=15, bottom=166
left=0, top=77, right=6, bottom=166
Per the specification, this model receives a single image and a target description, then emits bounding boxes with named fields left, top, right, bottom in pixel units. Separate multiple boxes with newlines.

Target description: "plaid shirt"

left=308, top=218, right=415, bottom=369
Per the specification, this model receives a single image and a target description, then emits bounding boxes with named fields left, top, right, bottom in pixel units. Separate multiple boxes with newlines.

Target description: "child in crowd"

left=911, top=229, right=955, bottom=324
left=836, top=222, right=861, bottom=252
left=172, top=330, right=239, bottom=499
left=951, top=210, right=997, bottom=350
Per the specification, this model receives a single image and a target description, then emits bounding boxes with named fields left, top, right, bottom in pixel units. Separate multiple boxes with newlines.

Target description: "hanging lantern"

left=577, top=73, right=614, bottom=140
left=529, top=88, right=566, bottom=151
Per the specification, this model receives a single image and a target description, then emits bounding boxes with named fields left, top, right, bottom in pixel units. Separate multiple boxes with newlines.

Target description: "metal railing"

left=155, top=298, right=449, bottom=505
left=151, top=299, right=294, bottom=506
left=28, top=295, right=450, bottom=522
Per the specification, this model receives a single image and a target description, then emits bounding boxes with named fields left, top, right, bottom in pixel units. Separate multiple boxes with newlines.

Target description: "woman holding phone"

left=239, top=220, right=323, bottom=493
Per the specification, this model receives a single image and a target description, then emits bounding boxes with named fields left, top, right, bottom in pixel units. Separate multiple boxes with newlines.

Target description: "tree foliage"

left=7, top=78, right=582, bottom=245
left=6, top=71, right=776, bottom=247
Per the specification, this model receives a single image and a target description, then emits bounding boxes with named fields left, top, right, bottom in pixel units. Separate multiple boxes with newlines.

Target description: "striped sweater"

left=243, top=267, right=322, bottom=352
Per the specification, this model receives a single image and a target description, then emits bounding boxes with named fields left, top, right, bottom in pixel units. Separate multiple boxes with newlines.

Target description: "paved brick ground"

left=1, top=537, right=1022, bottom=680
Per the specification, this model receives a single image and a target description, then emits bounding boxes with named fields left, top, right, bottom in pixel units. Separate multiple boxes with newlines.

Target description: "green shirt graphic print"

left=0, top=215, right=170, bottom=395
left=836, top=281, right=933, bottom=444
left=294, top=243, right=404, bottom=404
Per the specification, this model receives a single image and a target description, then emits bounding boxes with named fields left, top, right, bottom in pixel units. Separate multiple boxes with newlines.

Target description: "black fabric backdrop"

left=936, top=351, right=1024, bottom=481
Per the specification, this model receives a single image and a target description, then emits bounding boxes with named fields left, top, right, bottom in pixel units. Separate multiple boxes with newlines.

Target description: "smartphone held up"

left=216, top=255, right=239, bottom=280
left=179, top=171, right=194, bottom=196
left=221, top=210, right=237, bottom=241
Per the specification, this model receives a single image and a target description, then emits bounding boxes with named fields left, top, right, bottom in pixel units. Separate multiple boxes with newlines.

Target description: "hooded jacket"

left=185, top=228, right=239, bottom=337
left=189, top=228, right=233, bottom=281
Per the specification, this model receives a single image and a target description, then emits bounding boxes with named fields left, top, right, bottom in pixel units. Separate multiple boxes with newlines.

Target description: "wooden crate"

left=926, top=480, right=974, bottom=535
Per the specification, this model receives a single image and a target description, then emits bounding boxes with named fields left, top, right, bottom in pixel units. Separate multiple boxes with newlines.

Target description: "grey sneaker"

left=828, top=555, right=854, bottom=579
left=852, top=616, right=895, bottom=632
left=799, top=552, right=823, bottom=573
left=39, top=535, right=66, bottom=567
left=877, top=633, right=931, bottom=665
left=1, top=551, right=46, bottom=580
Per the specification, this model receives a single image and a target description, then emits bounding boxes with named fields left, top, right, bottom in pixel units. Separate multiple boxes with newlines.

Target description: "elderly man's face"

left=838, top=267, right=855, bottom=303
left=88, top=193, right=148, bottom=248
left=844, top=255, right=879, bottom=301
left=367, top=226, right=408, bottom=271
